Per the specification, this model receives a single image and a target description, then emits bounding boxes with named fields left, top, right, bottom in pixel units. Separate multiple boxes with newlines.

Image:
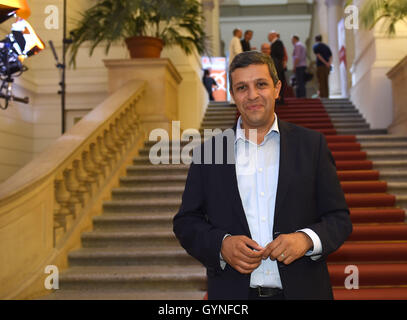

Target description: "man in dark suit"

left=173, top=51, right=352, bottom=300
left=241, top=30, right=255, bottom=52
left=268, top=31, right=286, bottom=104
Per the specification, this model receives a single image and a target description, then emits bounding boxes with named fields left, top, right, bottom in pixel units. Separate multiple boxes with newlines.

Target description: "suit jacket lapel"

left=220, top=125, right=252, bottom=237
left=274, top=119, right=296, bottom=230
left=221, top=163, right=252, bottom=237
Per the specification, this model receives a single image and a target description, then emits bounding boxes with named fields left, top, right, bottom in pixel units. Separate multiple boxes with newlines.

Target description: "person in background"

left=202, top=69, right=218, bottom=101
left=291, top=35, right=307, bottom=98
left=229, top=28, right=243, bottom=104
left=277, top=33, right=288, bottom=71
left=241, top=30, right=256, bottom=52
left=313, top=35, right=332, bottom=98
left=268, top=30, right=286, bottom=104
left=229, top=28, right=243, bottom=66
left=260, top=42, right=271, bottom=56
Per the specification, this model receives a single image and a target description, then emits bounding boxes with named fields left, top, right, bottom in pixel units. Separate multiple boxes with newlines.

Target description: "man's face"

left=268, top=32, right=277, bottom=42
left=236, top=29, right=242, bottom=38
left=245, top=32, right=253, bottom=41
left=261, top=44, right=271, bottom=55
left=230, top=64, right=281, bottom=130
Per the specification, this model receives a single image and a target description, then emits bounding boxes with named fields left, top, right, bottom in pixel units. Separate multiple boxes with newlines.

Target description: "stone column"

left=325, top=0, right=343, bottom=96
left=104, top=59, right=182, bottom=137
left=202, top=0, right=221, bottom=57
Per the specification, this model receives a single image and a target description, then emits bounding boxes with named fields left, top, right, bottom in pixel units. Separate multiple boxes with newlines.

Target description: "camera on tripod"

left=0, top=1, right=44, bottom=109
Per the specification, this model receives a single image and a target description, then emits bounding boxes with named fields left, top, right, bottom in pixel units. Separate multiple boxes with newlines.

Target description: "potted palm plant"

left=346, top=0, right=407, bottom=35
left=68, top=0, right=207, bottom=65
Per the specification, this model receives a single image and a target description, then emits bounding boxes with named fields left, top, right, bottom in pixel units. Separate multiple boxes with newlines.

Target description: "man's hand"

left=221, top=235, right=264, bottom=274
left=261, top=232, right=313, bottom=265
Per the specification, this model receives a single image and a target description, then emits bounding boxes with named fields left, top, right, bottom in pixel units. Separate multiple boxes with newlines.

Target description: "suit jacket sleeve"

left=306, top=133, right=353, bottom=257
left=173, top=161, right=227, bottom=273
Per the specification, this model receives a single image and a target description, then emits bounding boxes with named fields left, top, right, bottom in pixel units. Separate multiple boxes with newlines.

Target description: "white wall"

left=350, top=17, right=407, bottom=129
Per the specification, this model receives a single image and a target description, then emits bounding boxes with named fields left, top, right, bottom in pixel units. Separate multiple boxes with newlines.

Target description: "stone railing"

left=387, top=54, right=407, bottom=135
left=0, top=80, right=146, bottom=299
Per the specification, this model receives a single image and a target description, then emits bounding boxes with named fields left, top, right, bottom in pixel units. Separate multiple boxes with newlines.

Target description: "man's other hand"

left=262, top=232, right=313, bottom=265
left=221, top=235, right=264, bottom=274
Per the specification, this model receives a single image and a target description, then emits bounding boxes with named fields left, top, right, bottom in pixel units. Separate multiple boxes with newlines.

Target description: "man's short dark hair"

left=233, top=28, right=241, bottom=36
left=229, top=51, right=279, bottom=92
left=244, top=30, right=253, bottom=36
left=292, top=35, right=300, bottom=41
left=315, top=35, right=322, bottom=42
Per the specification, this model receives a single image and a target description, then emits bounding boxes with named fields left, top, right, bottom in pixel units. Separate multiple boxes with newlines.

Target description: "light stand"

left=49, top=0, right=70, bottom=134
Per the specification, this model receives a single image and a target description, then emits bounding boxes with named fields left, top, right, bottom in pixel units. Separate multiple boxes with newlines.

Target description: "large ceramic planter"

left=125, top=36, right=164, bottom=58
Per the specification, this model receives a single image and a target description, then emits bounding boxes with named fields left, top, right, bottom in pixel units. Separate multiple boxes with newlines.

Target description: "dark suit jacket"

left=271, top=39, right=285, bottom=63
left=270, top=39, right=286, bottom=88
left=173, top=119, right=352, bottom=300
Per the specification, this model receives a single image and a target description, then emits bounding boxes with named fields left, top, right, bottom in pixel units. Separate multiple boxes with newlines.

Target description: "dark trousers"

left=317, top=65, right=330, bottom=98
left=295, top=66, right=306, bottom=98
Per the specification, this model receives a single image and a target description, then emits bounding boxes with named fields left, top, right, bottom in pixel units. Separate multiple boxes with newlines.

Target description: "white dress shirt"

left=221, top=114, right=322, bottom=289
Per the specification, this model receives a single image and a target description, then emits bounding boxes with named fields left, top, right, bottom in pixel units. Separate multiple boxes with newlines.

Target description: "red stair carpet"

left=276, top=98, right=407, bottom=300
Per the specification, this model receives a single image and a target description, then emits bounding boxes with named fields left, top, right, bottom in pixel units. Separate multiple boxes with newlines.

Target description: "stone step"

left=323, top=103, right=354, bottom=107
left=357, top=135, right=407, bottom=142
left=120, top=175, right=187, bottom=187
left=93, top=212, right=175, bottom=230
left=111, top=186, right=184, bottom=200
left=205, top=107, right=237, bottom=113
left=387, top=182, right=407, bottom=196
left=334, top=123, right=370, bottom=129
left=203, top=111, right=237, bottom=117
left=396, top=195, right=407, bottom=210
left=81, top=229, right=178, bottom=248
left=126, top=164, right=189, bottom=176
left=361, top=142, right=407, bottom=149
left=58, top=265, right=206, bottom=291
left=373, top=160, right=407, bottom=170
left=40, top=289, right=206, bottom=300
left=68, top=246, right=199, bottom=267
left=336, top=128, right=388, bottom=135
left=325, top=110, right=360, bottom=115
left=331, top=118, right=366, bottom=124
left=138, top=147, right=199, bottom=158
left=203, top=115, right=236, bottom=120
left=361, top=142, right=407, bottom=152
left=380, top=170, right=407, bottom=182
left=201, top=119, right=237, bottom=125
left=367, top=150, right=407, bottom=161
left=103, top=199, right=181, bottom=214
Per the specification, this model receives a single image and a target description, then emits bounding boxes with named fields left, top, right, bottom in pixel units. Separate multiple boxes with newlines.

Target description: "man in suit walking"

left=173, top=51, right=352, bottom=300
left=241, top=30, right=255, bottom=52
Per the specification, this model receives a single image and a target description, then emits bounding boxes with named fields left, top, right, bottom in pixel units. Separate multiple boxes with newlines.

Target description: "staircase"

left=43, top=98, right=407, bottom=300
